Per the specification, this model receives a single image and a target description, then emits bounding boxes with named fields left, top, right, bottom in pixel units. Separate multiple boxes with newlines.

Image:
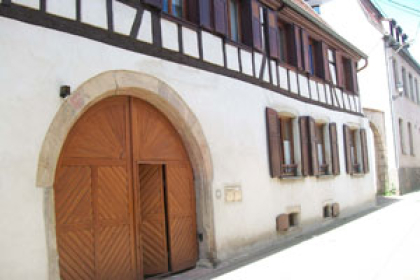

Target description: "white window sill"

left=316, top=174, right=335, bottom=179
left=351, top=173, right=364, bottom=177
left=280, top=175, right=304, bottom=180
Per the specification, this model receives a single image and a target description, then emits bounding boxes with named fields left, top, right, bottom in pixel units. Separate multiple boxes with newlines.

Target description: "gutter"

left=283, top=0, right=368, bottom=59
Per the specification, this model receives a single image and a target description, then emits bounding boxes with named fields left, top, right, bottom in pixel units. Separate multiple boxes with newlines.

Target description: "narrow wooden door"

left=166, top=162, right=198, bottom=272
left=138, top=165, right=169, bottom=276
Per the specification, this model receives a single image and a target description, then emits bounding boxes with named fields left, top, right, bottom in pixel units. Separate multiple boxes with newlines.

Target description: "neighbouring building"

left=0, top=0, right=375, bottom=279
left=309, top=0, right=420, bottom=195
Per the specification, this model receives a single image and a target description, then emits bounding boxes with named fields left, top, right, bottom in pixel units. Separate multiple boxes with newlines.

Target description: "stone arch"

left=36, top=71, right=215, bottom=279
left=369, top=121, right=389, bottom=194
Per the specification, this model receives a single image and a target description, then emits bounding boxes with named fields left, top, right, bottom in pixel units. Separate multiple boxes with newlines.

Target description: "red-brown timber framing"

left=0, top=0, right=366, bottom=116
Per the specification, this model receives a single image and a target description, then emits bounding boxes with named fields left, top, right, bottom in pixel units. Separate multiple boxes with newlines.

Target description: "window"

left=259, top=6, right=266, bottom=51
left=415, top=79, right=419, bottom=104
left=343, top=125, right=369, bottom=174
left=408, top=122, right=414, bottom=156
left=392, top=59, right=399, bottom=89
left=279, top=117, right=297, bottom=175
left=308, top=38, right=316, bottom=76
left=409, top=74, right=414, bottom=101
left=163, top=0, right=185, bottom=18
left=349, top=129, right=360, bottom=172
left=402, top=68, right=408, bottom=97
left=399, top=119, right=405, bottom=154
left=328, top=49, right=337, bottom=85
left=342, top=57, right=356, bottom=93
left=315, top=124, right=328, bottom=175
left=228, top=0, right=241, bottom=42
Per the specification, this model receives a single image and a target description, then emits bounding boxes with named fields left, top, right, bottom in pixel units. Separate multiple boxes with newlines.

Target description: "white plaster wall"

left=0, top=17, right=375, bottom=278
left=47, top=0, right=76, bottom=20
left=320, top=0, right=399, bottom=189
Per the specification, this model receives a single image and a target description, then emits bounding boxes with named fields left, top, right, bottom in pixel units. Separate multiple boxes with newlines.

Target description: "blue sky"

left=372, top=0, right=420, bottom=61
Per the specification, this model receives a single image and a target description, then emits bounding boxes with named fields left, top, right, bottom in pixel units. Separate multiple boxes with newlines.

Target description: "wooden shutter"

left=301, top=29, right=310, bottom=73
left=286, top=24, right=302, bottom=69
left=351, top=60, right=359, bottom=94
left=143, top=0, right=163, bottom=10
left=266, top=108, right=282, bottom=177
left=343, top=124, right=353, bottom=174
left=336, top=51, right=344, bottom=88
left=166, top=163, right=198, bottom=272
left=318, top=42, right=330, bottom=81
left=188, top=0, right=199, bottom=24
left=299, top=116, right=310, bottom=176
left=267, top=10, right=280, bottom=60
left=308, top=117, right=319, bottom=176
left=199, top=0, right=212, bottom=29
left=214, top=0, right=228, bottom=36
left=251, top=0, right=263, bottom=51
left=329, top=123, right=340, bottom=175
left=360, top=129, right=369, bottom=173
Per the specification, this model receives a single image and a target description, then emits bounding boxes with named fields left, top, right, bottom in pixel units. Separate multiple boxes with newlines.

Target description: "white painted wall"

left=320, top=0, right=400, bottom=190
left=0, top=16, right=375, bottom=279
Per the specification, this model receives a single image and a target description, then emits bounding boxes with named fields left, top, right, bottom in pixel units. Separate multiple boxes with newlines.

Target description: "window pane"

left=283, top=141, right=292, bottom=165
left=163, top=0, right=169, bottom=13
left=172, top=0, right=183, bottom=18
left=350, top=147, right=355, bottom=165
left=328, top=49, right=335, bottom=62
left=229, top=0, right=239, bottom=42
left=309, top=44, right=315, bottom=75
left=329, top=64, right=337, bottom=85
left=317, top=144, right=324, bottom=165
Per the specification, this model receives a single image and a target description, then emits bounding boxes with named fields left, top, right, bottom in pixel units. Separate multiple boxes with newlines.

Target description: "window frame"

left=315, top=123, right=329, bottom=175
left=408, top=122, right=414, bottom=156
left=349, top=129, right=361, bottom=173
left=279, top=116, right=297, bottom=176
left=227, top=0, right=242, bottom=43
left=328, top=48, right=337, bottom=86
left=399, top=118, right=406, bottom=155
left=402, top=67, right=408, bottom=98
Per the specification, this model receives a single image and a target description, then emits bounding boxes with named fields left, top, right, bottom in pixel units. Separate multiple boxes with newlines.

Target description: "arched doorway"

left=54, top=96, right=197, bottom=279
left=370, top=122, right=388, bottom=195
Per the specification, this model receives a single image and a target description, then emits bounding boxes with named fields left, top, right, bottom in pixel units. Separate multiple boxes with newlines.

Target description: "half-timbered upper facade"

left=0, top=0, right=374, bottom=279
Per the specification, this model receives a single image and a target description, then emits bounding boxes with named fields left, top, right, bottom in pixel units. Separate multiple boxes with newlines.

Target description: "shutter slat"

left=351, top=60, right=359, bottom=94
left=343, top=124, right=353, bottom=174
left=268, top=10, right=280, bottom=60
left=361, top=129, right=369, bottom=173
left=329, top=123, right=340, bottom=175
left=320, top=42, right=330, bottom=81
left=336, top=51, right=344, bottom=88
left=214, top=0, right=228, bottom=36
left=199, top=0, right=212, bottom=29
left=308, top=117, right=319, bottom=176
left=299, top=116, right=310, bottom=176
left=301, top=29, right=311, bottom=73
left=286, top=24, right=302, bottom=69
left=266, top=108, right=282, bottom=177
left=251, top=0, right=263, bottom=51
left=188, top=0, right=199, bottom=23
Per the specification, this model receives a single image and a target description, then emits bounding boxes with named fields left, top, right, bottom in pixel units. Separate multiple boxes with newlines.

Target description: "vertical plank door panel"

left=166, top=163, right=198, bottom=272
left=138, top=165, right=169, bottom=276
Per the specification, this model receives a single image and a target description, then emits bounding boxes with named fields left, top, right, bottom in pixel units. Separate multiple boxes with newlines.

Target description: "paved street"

left=214, top=192, right=420, bottom=280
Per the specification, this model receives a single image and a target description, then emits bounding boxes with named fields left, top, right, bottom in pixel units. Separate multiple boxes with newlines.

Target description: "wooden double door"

left=54, top=96, right=198, bottom=280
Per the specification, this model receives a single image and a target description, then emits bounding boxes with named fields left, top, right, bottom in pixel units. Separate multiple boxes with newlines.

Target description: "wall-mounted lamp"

left=60, top=85, right=71, bottom=99
left=392, top=82, right=404, bottom=100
